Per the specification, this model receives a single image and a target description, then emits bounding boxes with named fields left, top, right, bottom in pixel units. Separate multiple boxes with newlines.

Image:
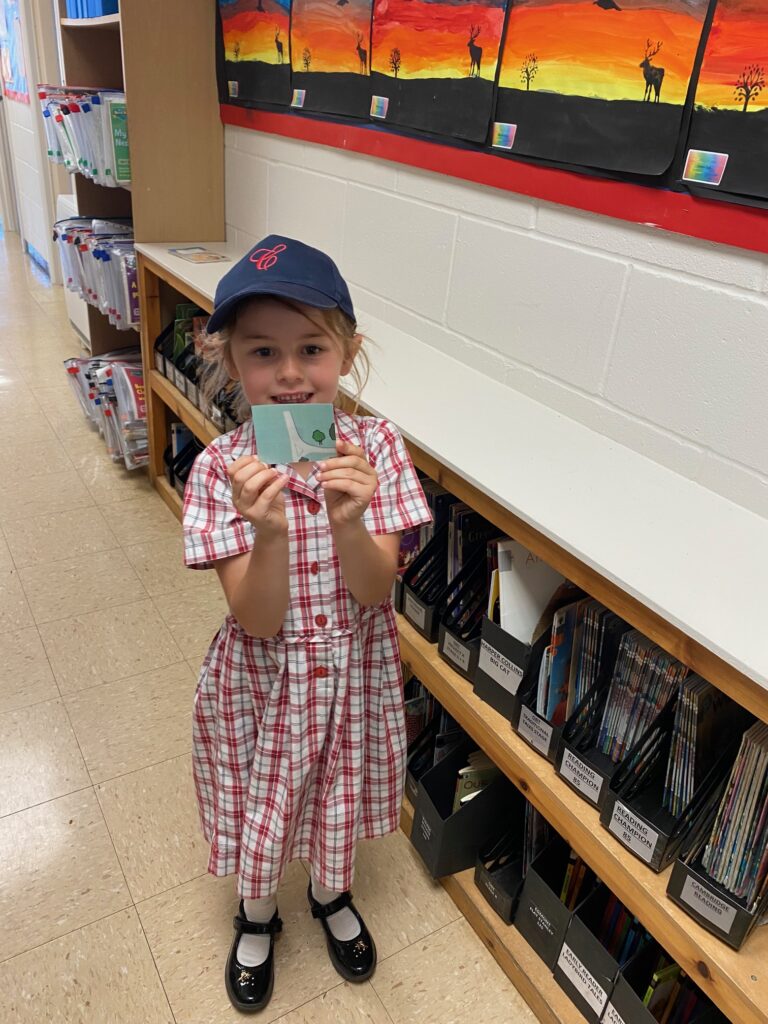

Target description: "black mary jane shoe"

left=307, top=884, right=377, bottom=982
left=225, top=903, right=282, bottom=1014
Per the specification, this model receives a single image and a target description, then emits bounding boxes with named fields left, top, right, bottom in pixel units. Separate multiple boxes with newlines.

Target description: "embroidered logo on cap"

left=250, top=243, right=286, bottom=270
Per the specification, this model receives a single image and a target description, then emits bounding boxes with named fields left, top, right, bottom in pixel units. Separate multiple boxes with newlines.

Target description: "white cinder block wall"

left=224, top=125, right=768, bottom=520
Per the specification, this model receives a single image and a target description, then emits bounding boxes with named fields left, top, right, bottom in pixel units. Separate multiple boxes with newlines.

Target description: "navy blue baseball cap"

left=207, top=235, right=355, bottom=334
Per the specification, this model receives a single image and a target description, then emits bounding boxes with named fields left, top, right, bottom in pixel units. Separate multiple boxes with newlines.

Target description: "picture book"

left=251, top=402, right=337, bottom=464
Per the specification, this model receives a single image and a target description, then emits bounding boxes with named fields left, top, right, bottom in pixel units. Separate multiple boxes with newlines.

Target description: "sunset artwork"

left=686, top=1, right=768, bottom=199
left=494, top=0, right=710, bottom=175
left=219, top=0, right=293, bottom=108
left=290, top=0, right=375, bottom=117
left=368, top=0, right=510, bottom=141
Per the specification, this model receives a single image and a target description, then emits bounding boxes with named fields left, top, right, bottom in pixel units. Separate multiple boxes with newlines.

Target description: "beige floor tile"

left=3, top=506, right=118, bottom=568
left=19, top=547, right=146, bottom=624
left=154, top=586, right=229, bottom=661
left=0, top=699, right=90, bottom=817
left=0, top=567, right=34, bottom=633
left=0, top=534, right=11, bottom=568
left=34, top=385, right=93, bottom=439
left=0, top=627, right=59, bottom=713
left=124, top=536, right=212, bottom=597
left=0, top=383, right=38, bottom=415
left=138, top=862, right=340, bottom=1024
left=352, top=832, right=461, bottom=960
left=0, top=436, right=73, bottom=478
left=101, top=492, right=184, bottom=546
left=0, top=413, right=59, bottom=451
left=40, top=598, right=184, bottom=695
left=276, top=982, right=391, bottom=1024
left=0, top=789, right=131, bottom=962
left=79, top=456, right=156, bottom=505
left=97, top=754, right=209, bottom=902
left=0, top=468, right=93, bottom=523
left=0, top=909, right=174, bottom=1024
left=372, top=918, right=536, bottom=1024
left=65, top=662, right=196, bottom=783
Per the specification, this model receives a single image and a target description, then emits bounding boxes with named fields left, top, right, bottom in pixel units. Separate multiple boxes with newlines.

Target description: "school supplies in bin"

left=38, top=85, right=130, bottom=186
left=53, top=217, right=138, bottom=329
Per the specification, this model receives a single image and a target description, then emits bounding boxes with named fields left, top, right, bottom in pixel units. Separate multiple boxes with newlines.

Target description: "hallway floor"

left=0, top=232, right=536, bottom=1023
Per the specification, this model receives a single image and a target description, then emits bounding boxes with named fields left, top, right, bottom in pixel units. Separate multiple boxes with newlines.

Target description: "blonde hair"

left=199, top=296, right=371, bottom=423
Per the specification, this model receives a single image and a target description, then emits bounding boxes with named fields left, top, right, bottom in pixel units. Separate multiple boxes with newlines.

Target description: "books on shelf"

left=53, top=217, right=138, bottom=330
left=38, top=85, right=130, bottom=186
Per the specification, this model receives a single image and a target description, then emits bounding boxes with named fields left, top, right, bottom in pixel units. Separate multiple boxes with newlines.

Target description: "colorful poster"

left=494, top=0, right=710, bottom=175
left=0, top=0, right=29, bottom=104
left=219, top=0, right=292, bottom=108
left=290, top=0, right=373, bottom=117
left=685, top=1, right=768, bottom=199
left=369, top=0, right=509, bottom=142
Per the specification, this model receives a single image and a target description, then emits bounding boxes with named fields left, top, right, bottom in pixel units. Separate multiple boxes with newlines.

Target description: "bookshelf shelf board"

left=399, top=798, right=588, bottom=1024
left=60, top=14, right=120, bottom=28
left=397, top=616, right=767, bottom=1024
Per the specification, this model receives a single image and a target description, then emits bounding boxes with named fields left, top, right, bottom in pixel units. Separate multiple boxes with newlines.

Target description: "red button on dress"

left=315, top=614, right=328, bottom=627
left=310, top=562, right=319, bottom=575
left=307, top=500, right=321, bottom=515
left=315, top=666, right=328, bottom=678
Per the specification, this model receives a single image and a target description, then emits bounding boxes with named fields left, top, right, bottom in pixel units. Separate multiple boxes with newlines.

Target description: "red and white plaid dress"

left=183, top=411, right=431, bottom=898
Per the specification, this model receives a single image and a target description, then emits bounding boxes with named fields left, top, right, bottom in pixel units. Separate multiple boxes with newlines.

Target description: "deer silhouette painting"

left=640, top=39, right=664, bottom=103
left=356, top=33, right=368, bottom=75
left=275, top=28, right=284, bottom=65
left=467, top=26, right=482, bottom=78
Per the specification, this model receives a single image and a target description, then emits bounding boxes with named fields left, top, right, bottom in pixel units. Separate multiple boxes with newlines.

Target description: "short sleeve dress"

left=183, top=410, right=431, bottom=899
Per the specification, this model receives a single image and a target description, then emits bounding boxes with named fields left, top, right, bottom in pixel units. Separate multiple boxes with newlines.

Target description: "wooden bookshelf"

left=136, top=245, right=767, bottom=1024
left=53, top=0, right=223, bottom=353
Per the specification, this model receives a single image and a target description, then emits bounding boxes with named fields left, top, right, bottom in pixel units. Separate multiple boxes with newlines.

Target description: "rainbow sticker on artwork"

left=370, top=95, right=389, bottom=119
left=682, top=149, right=729, bottom=186
left=492, top=122, right=517, bottom=150
left=291, top=89, right=306, bottom=108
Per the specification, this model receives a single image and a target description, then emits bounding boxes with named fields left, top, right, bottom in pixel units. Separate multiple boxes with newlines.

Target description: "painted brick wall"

left=225, top=124, right=768, bottom=519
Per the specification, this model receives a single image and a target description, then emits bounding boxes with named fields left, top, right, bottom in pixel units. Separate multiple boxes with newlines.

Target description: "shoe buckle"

left=237, top=968, right=254, bottom=984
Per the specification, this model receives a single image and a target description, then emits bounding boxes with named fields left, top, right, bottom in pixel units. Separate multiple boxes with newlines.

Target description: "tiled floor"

left=0, top=231, right=537, bottom=1023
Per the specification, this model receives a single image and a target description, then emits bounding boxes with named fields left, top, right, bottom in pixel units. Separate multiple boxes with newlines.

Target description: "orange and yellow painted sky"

left=371, top=0, right=506, bottom=80
left=695, top=0, right=768, bottom=110
left=221, top=0, right=291, bottom=65
left=498, top=0, right=706, bottom=103
left=291, top=0, right=372, bottom=74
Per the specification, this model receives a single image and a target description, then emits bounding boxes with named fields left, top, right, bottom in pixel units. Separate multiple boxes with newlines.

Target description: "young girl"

left=182, top=235, right=431, bottom=1014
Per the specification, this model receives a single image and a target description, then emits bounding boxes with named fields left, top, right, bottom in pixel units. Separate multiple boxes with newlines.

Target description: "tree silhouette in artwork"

left=232, top=40, right=241, bottom=62
left=520, top=53, right=538, bottom=91
left=302, top=48, right=312, bottom=71
left=389, top=48, right=401, bottom=79
left=734, top=64, right=765, bottom=112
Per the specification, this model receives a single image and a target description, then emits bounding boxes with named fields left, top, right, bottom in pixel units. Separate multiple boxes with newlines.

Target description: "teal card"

left=251, top=403, right=337, bottom=464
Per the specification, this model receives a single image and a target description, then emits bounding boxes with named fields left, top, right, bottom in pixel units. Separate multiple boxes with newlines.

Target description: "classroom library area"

left=0, top=1, right=767, bottom=1023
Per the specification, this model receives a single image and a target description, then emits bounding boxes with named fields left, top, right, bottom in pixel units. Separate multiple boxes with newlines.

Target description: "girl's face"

left=227, top=298, right=356, bottom=406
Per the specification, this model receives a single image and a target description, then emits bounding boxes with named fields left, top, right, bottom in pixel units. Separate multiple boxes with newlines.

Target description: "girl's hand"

left=316, top=441, right=378, bottom=527
left=228, top=456, right=289, bottom=539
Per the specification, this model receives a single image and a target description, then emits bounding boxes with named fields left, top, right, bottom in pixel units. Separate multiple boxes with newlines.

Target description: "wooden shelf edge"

left=138, top=253, right=215, bottom=315
left=399, top=799, right=587, bottom=1024
left=397, top=617, right=766, bottom=1024
left=60, top=14, right=120, bottom=27
left=150, top=370, right=220, bottom=447
left=155, top=473, right=182, bottom=521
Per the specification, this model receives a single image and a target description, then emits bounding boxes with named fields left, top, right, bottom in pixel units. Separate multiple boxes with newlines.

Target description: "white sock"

left=237, top=895, right=277, bottom=967
left=311, top=878, right=361, bottom=942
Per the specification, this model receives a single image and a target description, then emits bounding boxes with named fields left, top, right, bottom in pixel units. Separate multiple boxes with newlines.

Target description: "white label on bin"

left=173, top=367, right=186, bottom=393
left=609, top=801, right=659, bottom=864
left=154, top=351, right=164, bottom=373
left=680, top=876, right=736, bottom=935
left=418, top=813, right=432, bottom=843
left=556, top=942, right=608, bottom=1016
left=603, top=1003, right=628, bottom=1024
left=443, top=633, right=470, bottom=672
left=404, top=593, right=426, bottom=630
left=478, top=640, right=524, bottom=694
left=186, top=382, right=198, bottom=406
left=560, top=749, right=603, bottom=803
left=518, top=706, right=553, bottom=756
